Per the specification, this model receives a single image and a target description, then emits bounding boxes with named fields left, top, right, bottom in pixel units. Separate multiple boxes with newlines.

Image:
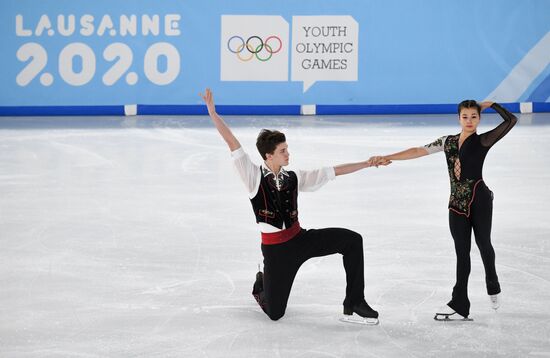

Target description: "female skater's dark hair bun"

left=458, top=100, right=481, bottom=115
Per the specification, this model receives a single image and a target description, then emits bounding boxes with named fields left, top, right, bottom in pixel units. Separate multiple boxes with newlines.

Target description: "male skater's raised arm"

left=199, top=88, right=241, bottom=151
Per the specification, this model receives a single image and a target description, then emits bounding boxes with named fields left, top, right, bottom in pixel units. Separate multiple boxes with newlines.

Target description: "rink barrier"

left=316, top=104, right=458, bottom=115
left=138, top=104, right=301, bottom=115
left=0, top=102, right=547, bottom=116
left=0, top=105, right=124, bottom=116
left=316, top=103, right=526, bottom=115
left=533, top=102, right=550, bottom=112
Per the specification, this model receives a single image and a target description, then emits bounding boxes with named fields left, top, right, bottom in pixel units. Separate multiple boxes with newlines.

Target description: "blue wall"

left=0, top=0, right=549, bottom=115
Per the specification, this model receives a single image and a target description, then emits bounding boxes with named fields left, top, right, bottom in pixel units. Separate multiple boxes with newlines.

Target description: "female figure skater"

left=200, top=88, right=388, bottom=324
left=369, top=101, right=517, bottom=320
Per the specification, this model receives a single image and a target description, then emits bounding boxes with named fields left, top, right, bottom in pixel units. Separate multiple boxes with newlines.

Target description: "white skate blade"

left=490, top=294, right=500, bottom=310
left=340, top=314, right=379, bottom=325
left=434, top=313, right=473, bottom=322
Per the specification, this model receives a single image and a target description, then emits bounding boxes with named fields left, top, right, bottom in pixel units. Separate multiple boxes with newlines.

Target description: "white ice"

left=1, top=113, right=549, bottom=357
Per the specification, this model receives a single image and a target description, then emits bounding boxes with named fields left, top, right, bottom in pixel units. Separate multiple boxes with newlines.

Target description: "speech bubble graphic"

left=291, top=16, right=358, bottom=92
left=221, top=15, right=289, bottom=82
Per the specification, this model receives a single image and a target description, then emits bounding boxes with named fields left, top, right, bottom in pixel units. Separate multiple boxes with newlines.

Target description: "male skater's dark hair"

left=458, top=100, right=481, bottom=115
left=256, top=129, right=286, bottom=160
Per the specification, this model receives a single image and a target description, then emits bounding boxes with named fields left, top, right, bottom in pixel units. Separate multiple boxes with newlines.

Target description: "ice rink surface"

left=1, top=113, right=549, bottom=357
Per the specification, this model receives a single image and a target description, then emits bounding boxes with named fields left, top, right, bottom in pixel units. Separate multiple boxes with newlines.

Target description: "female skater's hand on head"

left=199, top=88, right=216, bottom=114
left=479, top=101, right=494, bottom=111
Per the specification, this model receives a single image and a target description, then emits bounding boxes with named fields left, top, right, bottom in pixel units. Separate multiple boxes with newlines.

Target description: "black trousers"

left=448, top=183, right=501, bottom=317
left=253, top=227, right=366, bottom=321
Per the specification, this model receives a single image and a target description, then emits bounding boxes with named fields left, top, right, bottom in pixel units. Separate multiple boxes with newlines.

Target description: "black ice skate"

left=434, top=306, right=473, bottom=322
left=253, top=271, right=263, bottom=293
left=340, top=300, right=379, bottom=325
left=252, top=269, right=263, bottom=306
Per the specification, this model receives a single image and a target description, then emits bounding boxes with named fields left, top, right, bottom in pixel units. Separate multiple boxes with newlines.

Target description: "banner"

left=0, top=0, right=549, bottom=112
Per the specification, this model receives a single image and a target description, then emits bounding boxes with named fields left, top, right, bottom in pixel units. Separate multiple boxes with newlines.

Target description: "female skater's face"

left=266, top=142, right=290, bottom=167
left=459, top=108, right=480, bottom=134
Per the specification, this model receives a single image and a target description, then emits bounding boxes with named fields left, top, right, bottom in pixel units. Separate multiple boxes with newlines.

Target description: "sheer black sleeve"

left=480, top=103, right=518, bottom=147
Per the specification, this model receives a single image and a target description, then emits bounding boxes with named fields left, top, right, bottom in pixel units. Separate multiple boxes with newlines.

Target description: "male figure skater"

left=200, top=88, right=389, bottom=324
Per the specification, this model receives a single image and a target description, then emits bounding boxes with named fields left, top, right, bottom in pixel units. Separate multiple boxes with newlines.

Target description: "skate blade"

left=340, top=314, right=379, bottom=325
left=434, top=313, right=473, bottom=322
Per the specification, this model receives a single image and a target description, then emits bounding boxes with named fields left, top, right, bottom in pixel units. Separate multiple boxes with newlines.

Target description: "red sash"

left=261, top=221, right=302, bottom=245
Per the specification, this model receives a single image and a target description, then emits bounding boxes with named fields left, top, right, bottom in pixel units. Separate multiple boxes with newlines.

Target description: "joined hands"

left=367, top=156, right=392, bottom=167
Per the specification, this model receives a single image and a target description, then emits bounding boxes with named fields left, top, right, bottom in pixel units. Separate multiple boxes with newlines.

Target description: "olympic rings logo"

left=227, top=35, right=283, bottom=62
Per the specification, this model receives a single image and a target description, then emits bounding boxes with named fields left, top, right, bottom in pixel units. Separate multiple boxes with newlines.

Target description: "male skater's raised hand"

left=199, top=88, right=241, bottom=151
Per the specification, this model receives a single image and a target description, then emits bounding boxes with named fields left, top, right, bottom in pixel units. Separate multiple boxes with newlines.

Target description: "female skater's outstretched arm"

left=199, top=88, right=241, bottom=151
left=367, top=101, right=517, bottom=166
left=369, top=147, right=429, bottom=165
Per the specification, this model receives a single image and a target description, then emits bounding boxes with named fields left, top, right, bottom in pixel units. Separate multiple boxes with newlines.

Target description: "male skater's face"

left=266, top=142, right=290, bottom=167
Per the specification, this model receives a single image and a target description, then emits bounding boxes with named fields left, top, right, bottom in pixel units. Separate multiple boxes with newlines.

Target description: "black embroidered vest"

left=250, top=166, right=299, bottom=229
